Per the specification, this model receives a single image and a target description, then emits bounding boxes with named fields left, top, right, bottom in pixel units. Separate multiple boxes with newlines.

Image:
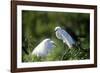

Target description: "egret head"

left=50, top=40, right=56, bottom=47
left=55, top=26, right=61, bottom=32
left=44, top=38, right=56, bottom=49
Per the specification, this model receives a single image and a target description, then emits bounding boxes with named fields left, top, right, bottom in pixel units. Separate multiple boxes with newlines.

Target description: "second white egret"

left=55, top=26, right=75, bottom=48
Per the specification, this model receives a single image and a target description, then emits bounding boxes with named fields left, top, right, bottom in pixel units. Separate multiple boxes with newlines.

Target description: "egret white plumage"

left=55, top=26, right=75, bottom=48
left=32, top=38, right=56, bottom=57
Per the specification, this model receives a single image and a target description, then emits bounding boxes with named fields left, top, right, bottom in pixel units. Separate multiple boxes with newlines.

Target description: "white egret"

left=55, top=26, right=75, bottom=48
left=32, top=38, right=56, bottom=57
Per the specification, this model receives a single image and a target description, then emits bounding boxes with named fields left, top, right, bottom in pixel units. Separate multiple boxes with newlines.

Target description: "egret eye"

left=54, top=28, right=57, bottom=32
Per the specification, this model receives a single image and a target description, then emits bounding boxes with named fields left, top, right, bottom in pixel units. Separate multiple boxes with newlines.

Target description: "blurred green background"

left=22, top=10, right=90, bottom=62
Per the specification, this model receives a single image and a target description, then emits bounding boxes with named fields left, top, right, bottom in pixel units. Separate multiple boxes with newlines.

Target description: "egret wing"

left=61, top=29, right=75, bottom=48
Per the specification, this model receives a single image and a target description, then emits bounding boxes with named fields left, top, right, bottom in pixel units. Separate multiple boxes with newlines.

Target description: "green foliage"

left=22, top=10, right=90, bottom=62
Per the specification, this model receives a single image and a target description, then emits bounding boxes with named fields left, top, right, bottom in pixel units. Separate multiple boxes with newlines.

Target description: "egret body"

left=32, top=38, right=56, bottom=57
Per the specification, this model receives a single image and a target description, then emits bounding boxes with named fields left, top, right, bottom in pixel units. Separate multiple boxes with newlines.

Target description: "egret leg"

left=61, top=44, right=69, bottom=60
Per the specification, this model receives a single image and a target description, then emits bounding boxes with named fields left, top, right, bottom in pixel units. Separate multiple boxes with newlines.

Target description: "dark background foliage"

left=22, top=10, right=90, bottom=62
